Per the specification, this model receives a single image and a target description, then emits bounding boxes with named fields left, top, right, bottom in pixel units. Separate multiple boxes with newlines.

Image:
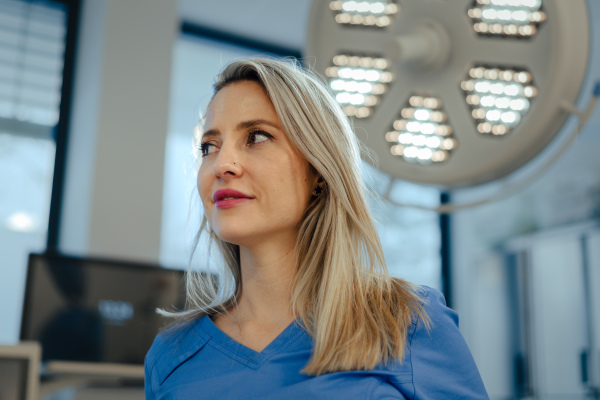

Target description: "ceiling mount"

left=386, top=20, right=451, bottom=71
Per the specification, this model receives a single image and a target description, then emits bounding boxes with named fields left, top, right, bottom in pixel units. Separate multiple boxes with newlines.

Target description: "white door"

left=528, top=232, right=588, bottom=399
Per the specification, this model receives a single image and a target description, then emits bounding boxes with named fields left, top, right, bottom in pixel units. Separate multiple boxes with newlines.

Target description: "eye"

left=200, top=142, right=218, bottom=157
left=248, top=130, right=273, bottom=145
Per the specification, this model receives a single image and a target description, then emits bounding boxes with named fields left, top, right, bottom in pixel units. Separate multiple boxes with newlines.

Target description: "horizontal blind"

left=0, top=0, right=66, bottom=127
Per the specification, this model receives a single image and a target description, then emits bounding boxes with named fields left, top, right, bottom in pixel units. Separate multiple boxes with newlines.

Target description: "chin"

left=210, top=224, right=251, bottom=247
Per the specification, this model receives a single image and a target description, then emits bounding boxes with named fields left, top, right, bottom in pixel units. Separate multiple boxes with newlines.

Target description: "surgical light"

left=307, top=0, right=592, bottom=191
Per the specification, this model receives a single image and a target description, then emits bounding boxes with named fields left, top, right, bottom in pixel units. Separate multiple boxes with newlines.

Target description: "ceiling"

left=178, top=0, right=312, bottom=52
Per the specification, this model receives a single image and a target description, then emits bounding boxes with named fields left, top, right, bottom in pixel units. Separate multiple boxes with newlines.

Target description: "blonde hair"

left=164, top=58, right=428, bottom=375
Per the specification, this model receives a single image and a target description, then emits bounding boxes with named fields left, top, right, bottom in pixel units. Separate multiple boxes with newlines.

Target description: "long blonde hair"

left=163, top=58, right=428, bottom=375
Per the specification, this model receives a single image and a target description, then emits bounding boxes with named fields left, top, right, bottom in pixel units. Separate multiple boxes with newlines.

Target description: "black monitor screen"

left=20, top=253, right=187, bottom=365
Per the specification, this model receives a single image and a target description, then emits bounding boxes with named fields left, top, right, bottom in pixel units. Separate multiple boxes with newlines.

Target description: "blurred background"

left=0, top=0, right=599, bottom=399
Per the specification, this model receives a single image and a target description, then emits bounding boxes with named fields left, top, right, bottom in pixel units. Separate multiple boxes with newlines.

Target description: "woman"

left=145, top=58, right=489, bottom=399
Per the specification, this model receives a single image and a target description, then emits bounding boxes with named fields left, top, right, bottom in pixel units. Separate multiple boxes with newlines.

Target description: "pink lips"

left=212, top=188, right=254, bottom=209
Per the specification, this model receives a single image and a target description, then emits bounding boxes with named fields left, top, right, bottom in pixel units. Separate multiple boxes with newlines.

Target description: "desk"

left=41, top=361, right=144, bottom=400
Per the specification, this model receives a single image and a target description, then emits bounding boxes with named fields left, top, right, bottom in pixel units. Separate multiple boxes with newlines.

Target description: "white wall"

left=60, top=0, right=177, bottom=263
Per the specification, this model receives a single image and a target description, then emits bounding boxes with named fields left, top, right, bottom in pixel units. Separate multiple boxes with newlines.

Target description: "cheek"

left=274, top=158, right=312, bottom=211
left=197, top=166, right=213, bottom=206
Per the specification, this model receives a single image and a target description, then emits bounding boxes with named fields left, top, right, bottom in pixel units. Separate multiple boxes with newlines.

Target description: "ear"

left=312, top=173, right=324, bottom=188
left=308, top=164, right=321, bottom=188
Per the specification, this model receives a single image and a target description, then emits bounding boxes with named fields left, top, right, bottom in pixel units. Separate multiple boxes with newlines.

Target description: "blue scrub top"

left=145, top=287, right=489, bottom=399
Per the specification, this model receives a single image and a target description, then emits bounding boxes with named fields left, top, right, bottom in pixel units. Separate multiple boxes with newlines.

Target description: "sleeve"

left=407, top=287, right=489, bottom=400
left=145, top=351, right=157, bottom=400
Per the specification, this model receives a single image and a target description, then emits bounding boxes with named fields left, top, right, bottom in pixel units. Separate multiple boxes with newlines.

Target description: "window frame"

left=45, top=0, right=81, bottom=251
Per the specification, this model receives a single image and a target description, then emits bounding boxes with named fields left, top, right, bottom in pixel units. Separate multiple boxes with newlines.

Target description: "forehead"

left=204, top=81, right=279, bottom=128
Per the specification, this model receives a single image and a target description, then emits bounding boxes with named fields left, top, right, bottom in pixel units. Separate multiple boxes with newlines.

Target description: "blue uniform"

left=145, top=287, right=489, bottom=399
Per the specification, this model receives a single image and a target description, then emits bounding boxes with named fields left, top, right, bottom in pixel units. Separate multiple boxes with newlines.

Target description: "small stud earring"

left=312, top=185, right=323, bottom=196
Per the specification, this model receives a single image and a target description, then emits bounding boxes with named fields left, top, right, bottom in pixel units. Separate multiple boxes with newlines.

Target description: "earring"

left=313, top=176, right=325, bottom=196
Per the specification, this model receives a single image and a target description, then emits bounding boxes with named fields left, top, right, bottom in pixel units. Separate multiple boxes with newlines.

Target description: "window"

left=0, top=0, right=74, bottom=343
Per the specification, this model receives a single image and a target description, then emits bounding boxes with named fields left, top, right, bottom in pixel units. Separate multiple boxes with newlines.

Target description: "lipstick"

left=213, top=188, right=254, bottom=209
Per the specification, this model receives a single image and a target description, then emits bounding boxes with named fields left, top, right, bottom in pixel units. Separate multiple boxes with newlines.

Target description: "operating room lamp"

left=306, top=0, right=599, bottom=212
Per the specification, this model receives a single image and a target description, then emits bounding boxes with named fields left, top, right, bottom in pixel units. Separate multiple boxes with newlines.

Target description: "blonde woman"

left=145, top=59, right=488, bottom=399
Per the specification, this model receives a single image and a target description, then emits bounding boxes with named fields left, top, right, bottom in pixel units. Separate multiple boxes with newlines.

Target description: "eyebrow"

left=202, top=119, right=283, bottom=140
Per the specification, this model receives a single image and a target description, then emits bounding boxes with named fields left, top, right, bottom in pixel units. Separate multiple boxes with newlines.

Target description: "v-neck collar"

left=196, top=315, right=305, bottom=369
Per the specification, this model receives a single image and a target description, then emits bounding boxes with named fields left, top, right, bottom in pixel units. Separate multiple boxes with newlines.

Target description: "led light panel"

left=461, top=65, right=537, bottom=136
left=329, top=0, right=400, bottom=28
left=327, top=54, right=393, bottom=118
left=467, top=0, right=546, bottom=38
left=386, top=94, right=457, bottom=165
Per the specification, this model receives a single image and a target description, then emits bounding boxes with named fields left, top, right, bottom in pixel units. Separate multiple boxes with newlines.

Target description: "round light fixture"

left=306, top=0, right=590, bottom=188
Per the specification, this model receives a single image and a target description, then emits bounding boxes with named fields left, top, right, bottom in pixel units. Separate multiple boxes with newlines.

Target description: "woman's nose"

left=211, top=143, right=243, bottom=178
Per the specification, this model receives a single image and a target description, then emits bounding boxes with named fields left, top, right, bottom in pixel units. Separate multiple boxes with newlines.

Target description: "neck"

left=233, top=231, right=298, bottom=326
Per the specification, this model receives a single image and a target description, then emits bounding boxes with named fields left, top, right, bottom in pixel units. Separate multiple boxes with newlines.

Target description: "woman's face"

left=198, top=80, right=318, bottom=247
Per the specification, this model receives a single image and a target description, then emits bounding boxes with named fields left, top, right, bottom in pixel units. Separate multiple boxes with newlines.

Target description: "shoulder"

left=412, top=286, right=488, bottom=399
left=409, top=285, right=467, bottom=360
left=413, top=285, right=457, bottom=336
left=372, top=286, right=489, bottom=399
left=145, top=317, right=211, bottom=393
left=393, top=285, right=459, bottom=352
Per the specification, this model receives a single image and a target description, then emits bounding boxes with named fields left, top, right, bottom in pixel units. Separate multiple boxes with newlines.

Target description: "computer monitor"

left=0, top=342, right=41, bottom=400
left=20, top=253, right=187, bottom=365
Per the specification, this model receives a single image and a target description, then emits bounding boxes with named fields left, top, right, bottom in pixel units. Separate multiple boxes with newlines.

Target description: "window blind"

left=0, top=0, right=66, bottom=129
